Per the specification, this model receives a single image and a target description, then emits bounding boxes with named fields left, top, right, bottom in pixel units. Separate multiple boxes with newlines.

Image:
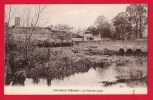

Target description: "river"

left=24, top=57, right=147, bottom=88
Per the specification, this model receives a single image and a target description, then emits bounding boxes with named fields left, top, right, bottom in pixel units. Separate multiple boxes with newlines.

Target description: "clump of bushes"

left=103, top=48, right=116, bottom=56
left=85, top=48, right=116, bottom=56
left=26, top=56, right=94, bottom=84
left=85, top=48, right=104, bottom=55
left=116, top=59, right=130, bottom=66
left=37, top=41, right=74, bottom=47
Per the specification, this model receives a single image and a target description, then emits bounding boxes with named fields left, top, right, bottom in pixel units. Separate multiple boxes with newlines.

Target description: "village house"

left=83, top=31, right=93, bottom=41
left=72, top=31, right=102, bottom=42
left=93, top=33, right=101, bottom=41
left=83, top=31, right=101, bottom=41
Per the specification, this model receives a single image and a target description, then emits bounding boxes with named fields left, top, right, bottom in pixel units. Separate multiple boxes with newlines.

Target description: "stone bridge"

left=100, top=39, right=148, bottom=52
left=78, top=39, right=148, bottom=53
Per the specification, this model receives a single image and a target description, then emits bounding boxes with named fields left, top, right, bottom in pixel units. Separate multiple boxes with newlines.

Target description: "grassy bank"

left=26, top=47, right=113, bottom=82
left=5, top=40, right=147, bottom=86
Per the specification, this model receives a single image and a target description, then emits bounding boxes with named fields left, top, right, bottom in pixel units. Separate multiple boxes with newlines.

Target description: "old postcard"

left=4, top=4, right=148, bottom=95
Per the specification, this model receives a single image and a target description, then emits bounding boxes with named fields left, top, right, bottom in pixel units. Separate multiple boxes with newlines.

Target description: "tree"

left=54, top=24, right=73, bottom=31
left=94, top=15, right=111, bottom=38
left=109, top=23, right=117, bottom=39
left=5, top=5, right=47, bottom=85
left=87, top=15, right=111, bottom=38
left=126, top=4, right=148, bottom=38
left=53, top=24, right=73, bottom=42
left=5, top=5, right=17, bottom=85
left=112, top=12, right=131, bottom=40
left=5, top=5, right=17, bottom=53
left=5, top=5, right=17, bottom=27
left=87, top=25, right=98, bottom=35
left=21, top=5, right=46, bottom=59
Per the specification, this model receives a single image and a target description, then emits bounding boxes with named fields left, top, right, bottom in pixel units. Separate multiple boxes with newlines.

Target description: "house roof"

left=84, top=31, right=92, bottom=34
left=74, top=35, right=84, bottom=38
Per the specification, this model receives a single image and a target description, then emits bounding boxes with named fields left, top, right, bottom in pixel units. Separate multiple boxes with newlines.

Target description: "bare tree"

left=53, top=24, right=73, bottom=42
left=5, top=5, right=17, bottom=53
left=126, top=4, right=148, bottom=38
left=20, top=5, right=46, bottom=59
left=5, top=5, right=17, bottom=85
left=5, top=5, right=17, bottom=27
left=5, top=5, right=47, bottom=85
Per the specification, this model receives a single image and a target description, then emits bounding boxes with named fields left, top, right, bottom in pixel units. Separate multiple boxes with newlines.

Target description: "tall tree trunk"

left=135, top=20, right=139, bottom=38
left=139, top=17, right=143, bottom=38
left=138, top=5, right=144, bottom=38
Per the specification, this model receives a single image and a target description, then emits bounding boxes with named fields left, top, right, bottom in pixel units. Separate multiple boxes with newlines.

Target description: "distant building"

left=83, top=31, right=93, bottom=41
left=83, top=31, right=101, bottom=41
left=93, top=33, right=101, bottom=41
left=15, top=17, right=20, bottom=27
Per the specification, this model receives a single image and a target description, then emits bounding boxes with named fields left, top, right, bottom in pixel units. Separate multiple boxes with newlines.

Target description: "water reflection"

left=24, top=57, right=147, bottom=87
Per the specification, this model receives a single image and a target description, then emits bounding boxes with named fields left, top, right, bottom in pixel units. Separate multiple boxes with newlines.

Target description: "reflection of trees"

left=94, top=66, right=117, bottom=80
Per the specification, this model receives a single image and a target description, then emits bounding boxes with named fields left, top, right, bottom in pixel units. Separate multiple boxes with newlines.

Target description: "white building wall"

left=84, top=34, right=93, bottom=41
left=93, top=36, right=101, bottom=41
left=93, top=33, right=101, bottom=41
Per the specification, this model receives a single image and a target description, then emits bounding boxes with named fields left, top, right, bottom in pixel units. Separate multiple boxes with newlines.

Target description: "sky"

left=5, top=4, right=129, bottom=30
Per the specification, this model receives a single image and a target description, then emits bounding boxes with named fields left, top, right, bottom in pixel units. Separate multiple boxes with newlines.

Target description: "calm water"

left=24, top=57, right=147, bottom=87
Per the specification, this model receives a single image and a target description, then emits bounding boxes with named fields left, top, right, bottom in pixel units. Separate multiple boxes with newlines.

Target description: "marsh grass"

left=24, top=47, right=96, bottom=83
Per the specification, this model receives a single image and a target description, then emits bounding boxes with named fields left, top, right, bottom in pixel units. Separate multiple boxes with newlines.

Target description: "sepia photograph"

left=4, top=4, right=148, bottom=94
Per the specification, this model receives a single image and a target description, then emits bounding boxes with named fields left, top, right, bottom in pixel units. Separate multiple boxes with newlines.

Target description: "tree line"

left=87, top=4, right=148, bottom=40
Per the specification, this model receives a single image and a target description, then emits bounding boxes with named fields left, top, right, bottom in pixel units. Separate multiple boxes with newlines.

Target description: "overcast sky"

left=6, top=4, right=129, bottom=29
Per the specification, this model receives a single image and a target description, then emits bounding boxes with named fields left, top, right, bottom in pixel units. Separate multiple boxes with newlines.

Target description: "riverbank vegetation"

left=5, top=39, right=147, bottom=86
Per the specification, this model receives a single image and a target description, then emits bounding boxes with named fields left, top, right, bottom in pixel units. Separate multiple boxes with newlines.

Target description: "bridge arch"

left=118, top=48, right=125, bottom=56
left=135, top=49, right=143, bottom=56
left=126, top=49, right=134, bottom=56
